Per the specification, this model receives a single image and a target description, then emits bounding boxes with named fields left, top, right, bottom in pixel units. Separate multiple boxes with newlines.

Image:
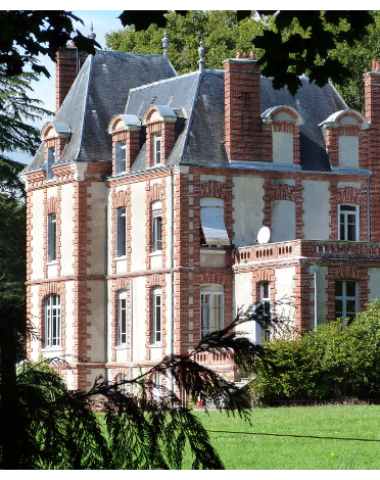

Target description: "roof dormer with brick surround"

left=319, top=109, right=369, bottom=170
left=142, top=105, right=177, bottom=168
left=261, top=105, right=304, bottom=165
left=108, top=114, right=141, bottom=176
left=41, top=120, right=71, bottom=180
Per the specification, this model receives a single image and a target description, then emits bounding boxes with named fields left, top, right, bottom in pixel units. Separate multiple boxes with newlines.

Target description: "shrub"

left=252, top=300, right=380, bottom=405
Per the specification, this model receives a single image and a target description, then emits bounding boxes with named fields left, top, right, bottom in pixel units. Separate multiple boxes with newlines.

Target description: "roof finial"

left=88, top=22, right=96, bottom=41
left=161, top=29, right=170, bottom=58
left=198, top=37, right=205, bottom=72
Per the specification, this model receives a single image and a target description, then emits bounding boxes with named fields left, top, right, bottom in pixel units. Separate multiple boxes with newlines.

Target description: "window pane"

left=335, top=281, right=343, bottom=297
left=347, top=224, right=356, bottom=241
left=117, top=208, right=127, bottom=257
left=201, top=288, right=224, bottom=337
left=116, top=141, right=127, bottom=173
left=345, top=281, right=357, bottom=297
left=48, top=214, right=57, bottom=262
left=118, top=292, right=127, bottom=345
left=154, top=135, right=162, bottom=165
left=153, top=289, right=162, bottom=343
left=335, top=300, right=343, bottom=313
left=346, top=300, right=357, bottom=313
left=45, top=294, right=61, bottom=348
left=153, top=217, right=162, bottom=251
left=47, top=147, right=55, bottom=180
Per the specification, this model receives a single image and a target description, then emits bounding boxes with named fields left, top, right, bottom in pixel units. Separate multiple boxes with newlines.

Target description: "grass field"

left=183, top=405, right=380, bottom=470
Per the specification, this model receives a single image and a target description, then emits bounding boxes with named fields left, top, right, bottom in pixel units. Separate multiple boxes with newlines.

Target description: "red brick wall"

left=223, top=57, right=261, bottom=161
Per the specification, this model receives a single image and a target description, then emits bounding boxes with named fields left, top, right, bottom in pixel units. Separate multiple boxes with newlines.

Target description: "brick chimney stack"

left=364, top=59, right=380, bottom=242
left=223, top=51, right=261, bottom=161
left=55, top=44, right=88, bottom=112
left=364, top=58, right=380, bottom=125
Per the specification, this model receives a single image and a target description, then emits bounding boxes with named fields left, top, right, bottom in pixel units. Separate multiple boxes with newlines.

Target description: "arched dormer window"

left=142, top=105, right=177, bottom=168
left=108, top=114, right=141, bottom=175
left=319, top=109, right=369, bottom=169
left=261, top=105, right=304, bottom=165
left=41, top=120, right=71, bottom=180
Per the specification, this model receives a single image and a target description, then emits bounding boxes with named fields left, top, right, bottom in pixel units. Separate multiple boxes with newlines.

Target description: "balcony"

left=234, top=239, right=380, bottom=266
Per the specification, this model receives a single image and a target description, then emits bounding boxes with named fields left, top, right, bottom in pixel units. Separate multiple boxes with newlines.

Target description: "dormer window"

left=47, top=147, right=56, bottom=180
left=261, top=106, right=304, bottom=165
left=154, top=134, right=162, bottom=165
left=319, top=109, right=369, bottom=169
left=115, top=140, right=127, bottom=174
left=142, top=105, right=177, bottom=168
left=41, top=120, right=71, bottom=180
left=108, top=114, right=142, bottom=175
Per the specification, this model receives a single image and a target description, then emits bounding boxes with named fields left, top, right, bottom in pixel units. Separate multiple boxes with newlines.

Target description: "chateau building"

left=21, top=43, right=380, bottom=391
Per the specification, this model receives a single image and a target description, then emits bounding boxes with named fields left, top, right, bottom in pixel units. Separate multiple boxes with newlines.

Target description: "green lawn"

left=184, top=405, right=380, bottom=470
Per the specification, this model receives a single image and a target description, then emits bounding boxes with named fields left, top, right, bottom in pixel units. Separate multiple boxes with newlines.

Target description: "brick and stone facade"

left=21, top=47, right=380, bottom=391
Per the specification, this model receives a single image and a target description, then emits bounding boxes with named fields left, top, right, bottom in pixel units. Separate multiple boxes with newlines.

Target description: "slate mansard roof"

left=23, top=50, right=348, bottom=175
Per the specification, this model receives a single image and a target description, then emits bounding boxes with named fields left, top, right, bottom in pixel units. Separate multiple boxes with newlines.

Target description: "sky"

left=14, top=10, right=124, bottom=164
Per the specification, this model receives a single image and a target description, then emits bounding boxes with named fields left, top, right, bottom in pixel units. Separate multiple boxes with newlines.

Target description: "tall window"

left=47, top=213, right=57, bottom=262
left=335, top=280, right=358, bottom=323
left=45, top=294, right=61, bottom=348
left=154, top=134, right=162, bottom=165
left=339, top=205, right=359, bottom=241
left=116, top=207, right=127, bottom=257
left=260, top=282, right=271, bottom=341
left=201, top=285, right=224, bottom=338
left=152, top=201, right=162, bottom=252
left=47, top=146, right=56, bottom=180
left=153, top=287, right=162, bottom=344
left=117, top=290, right=127, bottom=345
left=115, top=140, right=127, bottom=174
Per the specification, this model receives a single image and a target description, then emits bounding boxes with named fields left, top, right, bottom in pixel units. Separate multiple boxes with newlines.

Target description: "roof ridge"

left=129, top=71, right=198, bottom=94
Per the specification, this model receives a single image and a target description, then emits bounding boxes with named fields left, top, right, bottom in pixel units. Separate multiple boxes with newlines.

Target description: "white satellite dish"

left=257, top=226, right=271, bottom=244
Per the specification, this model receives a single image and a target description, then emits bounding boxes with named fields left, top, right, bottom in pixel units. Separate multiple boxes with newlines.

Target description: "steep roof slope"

left=23, top=51, right=348, bottom=175
left=23, top=51, right=176, bottom=173
left=123, top=70, right=347, bottom=172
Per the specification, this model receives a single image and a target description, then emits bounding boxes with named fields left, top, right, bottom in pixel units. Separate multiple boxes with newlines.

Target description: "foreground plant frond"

left=0, top=307, right=272, bottom=469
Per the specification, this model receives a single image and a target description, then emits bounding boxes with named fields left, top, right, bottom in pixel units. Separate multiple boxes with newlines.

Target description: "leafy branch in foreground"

left=0, top=306, right=276, bottom=469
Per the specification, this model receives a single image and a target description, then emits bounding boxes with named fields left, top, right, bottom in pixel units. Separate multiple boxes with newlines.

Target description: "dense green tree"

left=118, top=10, right=376, bottom=94
left=0, top=10, right=97, bottom=79
left=106, top=11, right=265, bottom=75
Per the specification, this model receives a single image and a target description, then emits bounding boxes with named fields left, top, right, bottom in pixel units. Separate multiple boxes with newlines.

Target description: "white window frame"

left=335, top=280, right=358, bottom=322
left=338, top=204, right=359, bottom=241
left=115, top=140, right=127, bottom=174
left=152, top=201, right=162, bottom=252
left=47, top=213, right=57, bottom=263
left=117, top=290, right=127, bottom=346
left=154, top=134, right=162, bottom=165
left=201, top=284, right=224, bottom=338
left=116, top=207, right=127, bottom=257
left=153, top=287, right=162, bottom=344
left=45, top=294, right=61, bottom=348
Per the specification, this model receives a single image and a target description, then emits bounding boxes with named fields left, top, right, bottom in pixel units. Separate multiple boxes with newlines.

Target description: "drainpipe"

left=129, top=278, right=134, bottom=394
left=103, top=203, right=109, bottom=382
left=367, top=174, right=371, bottom=241
left=310, top=266, right=318, bottom=329
left=168, top=167, right=175, bottom=392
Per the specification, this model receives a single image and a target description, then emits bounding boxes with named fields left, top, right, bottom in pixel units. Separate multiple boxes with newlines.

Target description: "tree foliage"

left=106, top=11, right=265, bottom=75
left=0, top=10, right=98, bottom=78
left=118, top=10, right=376, bottom=95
